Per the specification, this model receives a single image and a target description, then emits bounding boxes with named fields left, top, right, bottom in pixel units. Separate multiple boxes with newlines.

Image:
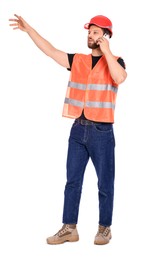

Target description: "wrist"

left=104, top=49, right=113, bottom=58
left=27, top=26, right=35, bottom=35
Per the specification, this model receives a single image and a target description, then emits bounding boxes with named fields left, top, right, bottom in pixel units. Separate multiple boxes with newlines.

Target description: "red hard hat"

left=84, top=15, right=113, bottom=37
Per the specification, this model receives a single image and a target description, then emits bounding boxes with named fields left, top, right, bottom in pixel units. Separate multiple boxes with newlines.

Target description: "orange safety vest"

left=62, top=53, right=119, bottom=123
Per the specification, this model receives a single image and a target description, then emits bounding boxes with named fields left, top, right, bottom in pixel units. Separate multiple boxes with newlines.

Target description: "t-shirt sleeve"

left=67, top=53, right=75, bottom=71
left=117, top=57, right=126, bottom=69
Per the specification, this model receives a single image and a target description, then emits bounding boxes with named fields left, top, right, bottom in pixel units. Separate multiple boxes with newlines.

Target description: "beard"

left=88, top=40, right=99, bottom=49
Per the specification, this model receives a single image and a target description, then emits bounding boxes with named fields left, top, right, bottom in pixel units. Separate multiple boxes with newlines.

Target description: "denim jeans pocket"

left=93, top=123, right=113, bottom=133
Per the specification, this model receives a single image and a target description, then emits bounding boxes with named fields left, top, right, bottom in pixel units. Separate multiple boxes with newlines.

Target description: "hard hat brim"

left=84, top=23, right=90, bottom=29
left=84, top=22, right=113, bottom=37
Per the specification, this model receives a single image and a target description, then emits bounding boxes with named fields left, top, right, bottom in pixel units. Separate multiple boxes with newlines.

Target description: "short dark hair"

left=103, top=28, right=112, bottom=38
left=89, top=24, right=111, bottom=38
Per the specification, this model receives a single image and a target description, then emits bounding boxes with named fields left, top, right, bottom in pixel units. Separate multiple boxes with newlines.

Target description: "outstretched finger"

left=9, top=22, right=19, bottom=29
left=14, top=14, right=20, bottom=19
left=14, top=14, right=24, bottom=22
left=9, top=19, right=18, bottom=22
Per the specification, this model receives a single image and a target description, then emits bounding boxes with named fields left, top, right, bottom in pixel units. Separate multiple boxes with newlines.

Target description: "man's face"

left=87, top=25, right=104, bottom=49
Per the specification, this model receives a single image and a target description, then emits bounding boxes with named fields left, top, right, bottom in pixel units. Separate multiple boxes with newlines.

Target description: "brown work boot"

left=94, top=225, right=112, bottom=245
left=46, top=224, right=79, bottom=245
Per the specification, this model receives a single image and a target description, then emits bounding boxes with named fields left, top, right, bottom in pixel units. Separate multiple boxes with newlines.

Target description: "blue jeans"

left=62, top=119, right=115, bottom=227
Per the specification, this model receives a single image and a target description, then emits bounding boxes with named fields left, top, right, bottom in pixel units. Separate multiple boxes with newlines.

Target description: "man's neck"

left=92, top=48, right=103, bottom=57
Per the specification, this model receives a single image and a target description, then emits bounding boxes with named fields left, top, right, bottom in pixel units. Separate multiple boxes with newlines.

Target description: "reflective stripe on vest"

left=86, top=101, right=115, bottom=110
left=68, top=81, right=86, bottom=90
left=87, top=84, right=118, bottom=93
left=65, top=97, right=84, bottom=108
left=64, top=98, right=115, bottom=110
left=68, top=81, right=118, bottom=94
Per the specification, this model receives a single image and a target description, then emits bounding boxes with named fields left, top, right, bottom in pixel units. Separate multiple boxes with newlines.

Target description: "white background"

left=0, top=0, right=146, bottom=259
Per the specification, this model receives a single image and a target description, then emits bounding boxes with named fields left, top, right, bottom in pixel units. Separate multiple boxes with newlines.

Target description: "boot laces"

left=55, top=224, right=70, bottom=236
left=98, top=225, right=110, bottom=236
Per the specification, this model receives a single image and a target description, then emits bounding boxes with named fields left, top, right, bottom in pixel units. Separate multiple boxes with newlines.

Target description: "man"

left=9, top=14, right=127, bottom=245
